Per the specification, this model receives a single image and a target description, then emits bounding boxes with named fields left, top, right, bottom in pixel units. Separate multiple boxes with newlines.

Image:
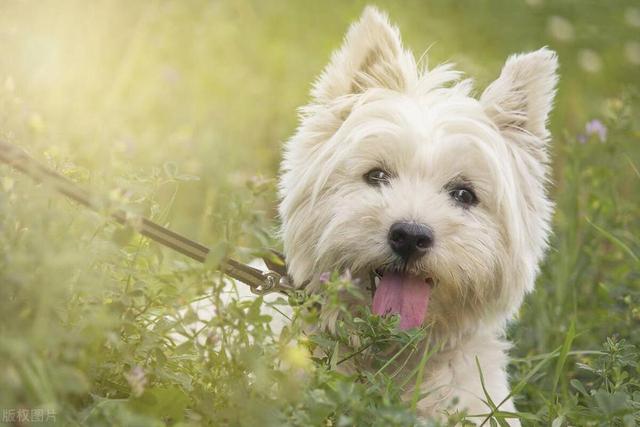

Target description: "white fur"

left=169, top=259, right=292, bottom=346
left=279, top=6, right=557, bottom=424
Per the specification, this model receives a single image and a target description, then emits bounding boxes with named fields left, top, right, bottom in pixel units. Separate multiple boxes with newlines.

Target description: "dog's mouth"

left=370, top=268, right=433, bottom=330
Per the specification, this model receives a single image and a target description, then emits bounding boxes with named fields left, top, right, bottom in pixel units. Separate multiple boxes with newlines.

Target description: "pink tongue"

left=372, top=271, right=431, bottom=330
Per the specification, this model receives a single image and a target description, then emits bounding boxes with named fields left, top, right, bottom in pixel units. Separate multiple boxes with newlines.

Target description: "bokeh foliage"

left=0, top=0, right=639, bottom=425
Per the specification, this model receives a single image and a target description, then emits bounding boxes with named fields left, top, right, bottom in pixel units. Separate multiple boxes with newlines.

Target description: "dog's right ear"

left=311, top=6, right=414, bottom=104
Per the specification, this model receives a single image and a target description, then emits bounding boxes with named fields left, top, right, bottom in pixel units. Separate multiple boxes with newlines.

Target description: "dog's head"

left=279, top=7, right=557, bottom=335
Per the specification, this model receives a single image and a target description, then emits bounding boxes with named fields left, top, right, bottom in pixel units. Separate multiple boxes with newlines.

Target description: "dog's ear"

left=311, top=6, right=414, bottom=103
left=481, top=48, right=558, bottom=145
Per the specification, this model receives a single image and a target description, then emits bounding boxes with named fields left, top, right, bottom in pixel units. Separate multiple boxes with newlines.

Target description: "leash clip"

left=251, top=271, right=294, bottom=295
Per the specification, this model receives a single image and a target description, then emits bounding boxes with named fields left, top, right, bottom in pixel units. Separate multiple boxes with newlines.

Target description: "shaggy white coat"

left=278, top=6, right=558, bottom=424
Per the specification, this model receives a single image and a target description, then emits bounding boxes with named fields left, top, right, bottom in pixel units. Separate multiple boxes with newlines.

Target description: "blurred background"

left=0, top=1, right=639, bottom=425
left=1, top=0, right=638, bottom=237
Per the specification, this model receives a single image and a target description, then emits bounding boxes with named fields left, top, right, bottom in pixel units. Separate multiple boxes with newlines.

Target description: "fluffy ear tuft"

left=311, top=6, right=415, bottom=103
left=481, top=48, right=558, bottom=141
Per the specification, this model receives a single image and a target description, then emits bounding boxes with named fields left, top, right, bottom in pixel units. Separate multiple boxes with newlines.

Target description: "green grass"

left=1, top=1, right=639, bottom=425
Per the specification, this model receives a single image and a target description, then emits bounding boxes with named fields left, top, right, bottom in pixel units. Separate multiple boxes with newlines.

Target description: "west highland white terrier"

left=278, top=6, right=558, bottom=424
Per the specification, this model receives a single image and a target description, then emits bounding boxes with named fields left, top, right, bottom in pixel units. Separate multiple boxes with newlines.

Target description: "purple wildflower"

left=319, top=272, right=330, bottom=283
left=585, top=119, right=607, bottom=142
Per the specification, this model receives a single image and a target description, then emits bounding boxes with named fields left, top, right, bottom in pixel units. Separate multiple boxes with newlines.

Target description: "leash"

left=0, top=140, right=293, bottom=295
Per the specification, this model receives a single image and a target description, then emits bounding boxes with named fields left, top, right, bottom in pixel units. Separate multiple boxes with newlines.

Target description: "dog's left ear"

left=311, top=6, right=414, bottom=104
left=481, top=48, right=558, bottom=146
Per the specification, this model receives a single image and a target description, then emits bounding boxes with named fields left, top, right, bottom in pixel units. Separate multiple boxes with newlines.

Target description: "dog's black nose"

left=388, top=222, right=434, bottom=260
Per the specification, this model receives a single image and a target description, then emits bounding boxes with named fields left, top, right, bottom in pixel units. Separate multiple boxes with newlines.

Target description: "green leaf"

left=205, top=241, right=229, bottom=269
left=551, top=415, right=564, bottom=427
left=112, top=225, right=134, bottom=246
left=52, top=365, right=91, bottom=395
left=552, top=318, right=576, bottom=397
left=570, top=379, right=589, bottom=398
left=163, top=161, right=178, bottom=178
left=129, top=386, right=189, bottom=422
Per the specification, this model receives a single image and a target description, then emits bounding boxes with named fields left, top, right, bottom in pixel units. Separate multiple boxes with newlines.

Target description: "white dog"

left=278, top=6, right=557, bottom=424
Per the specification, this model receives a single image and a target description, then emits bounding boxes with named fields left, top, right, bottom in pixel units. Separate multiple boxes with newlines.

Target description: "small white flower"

left=578, top=49, right=602, bottom=73
left=625, top=42, right=640, bottom=65
left=548, top=16, right=574, bottom=42
left=625, top=7, right=640, bottom=28
left=125, top=365, right=147, bottom=397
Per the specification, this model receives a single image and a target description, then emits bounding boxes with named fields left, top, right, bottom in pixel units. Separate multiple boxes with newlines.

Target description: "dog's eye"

left=364, top=169, right=390, bottom=186
left=449, top=187, right=478, bottom=207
